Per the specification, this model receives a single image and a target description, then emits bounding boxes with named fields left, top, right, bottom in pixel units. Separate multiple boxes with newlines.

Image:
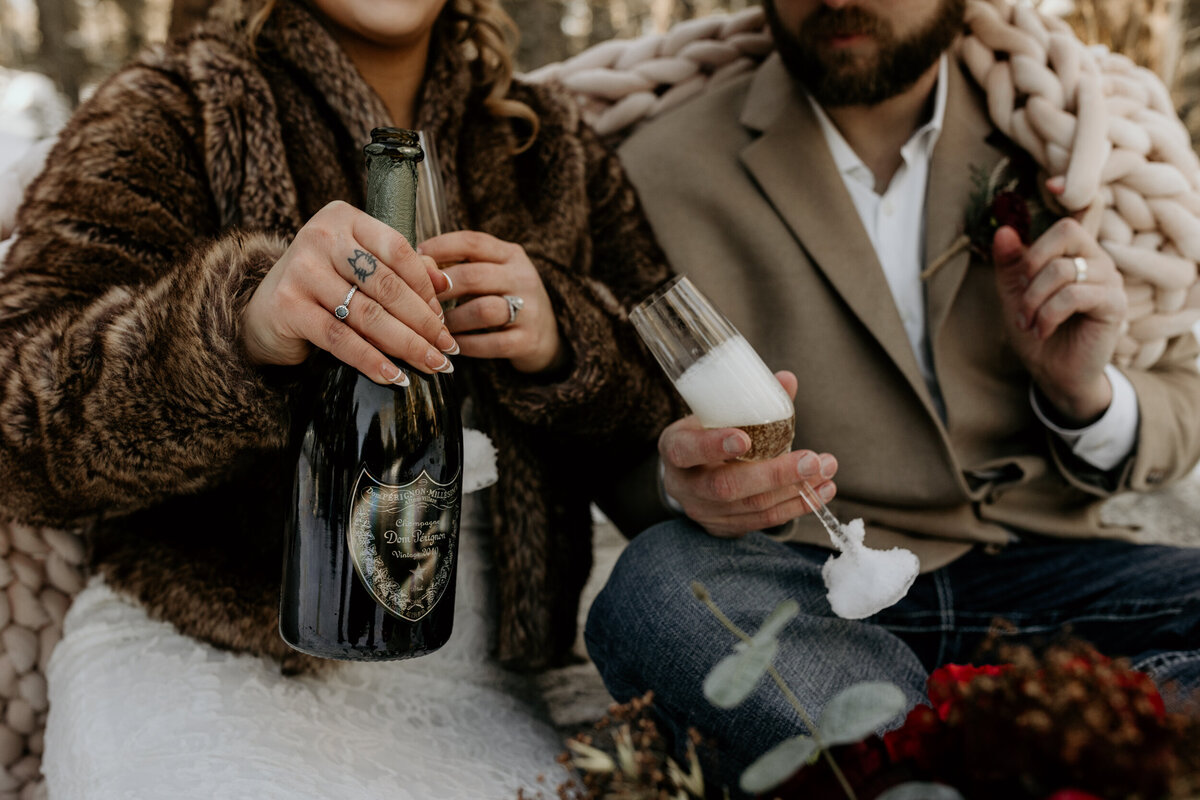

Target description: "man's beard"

left=765, top=0, right=966, bottom=107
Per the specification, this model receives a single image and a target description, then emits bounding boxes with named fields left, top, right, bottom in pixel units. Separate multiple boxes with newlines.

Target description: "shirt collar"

left=806, top=55, right=949, bottom=190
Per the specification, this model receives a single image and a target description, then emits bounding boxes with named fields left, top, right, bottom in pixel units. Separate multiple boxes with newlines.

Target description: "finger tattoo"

left=348, top=249, right=378, bottom=282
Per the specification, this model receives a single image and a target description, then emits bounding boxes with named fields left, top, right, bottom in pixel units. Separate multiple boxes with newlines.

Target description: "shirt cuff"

left=1030, top=364, right=1139, bottom=472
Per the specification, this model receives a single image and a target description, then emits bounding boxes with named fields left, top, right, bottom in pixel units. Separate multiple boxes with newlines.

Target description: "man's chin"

left=821, top=33, right=878, bottom=52
left=802, top=75, right=887, bottom=108
left=804, top=46, right=878, bottom=77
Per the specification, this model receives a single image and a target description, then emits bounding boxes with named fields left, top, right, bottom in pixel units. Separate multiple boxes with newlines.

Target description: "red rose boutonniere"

left=964, top=156, right=1059, bottom=259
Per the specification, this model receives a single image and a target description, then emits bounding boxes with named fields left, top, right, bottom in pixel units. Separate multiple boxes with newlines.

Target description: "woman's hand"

left=419, top=231, right=564, bottom=374
left=241, top=201, right=458, bottom=385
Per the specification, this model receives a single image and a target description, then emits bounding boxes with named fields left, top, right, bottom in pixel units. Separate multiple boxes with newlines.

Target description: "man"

left=585, top=0, right=1200, bottom=786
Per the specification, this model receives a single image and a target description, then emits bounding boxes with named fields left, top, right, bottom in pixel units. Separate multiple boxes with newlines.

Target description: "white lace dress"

left=42, top=496, right=566, bottom=800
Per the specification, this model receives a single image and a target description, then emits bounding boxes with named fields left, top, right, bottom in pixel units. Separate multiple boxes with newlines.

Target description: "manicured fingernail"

left=798, top=454, right=819, bottom=475
left=723, top=434, right=746, bottom=455
left=819, top=482, right=835, bottom=501
left=441, top=272, right=453, bottom=292
left=382, top=362, right=409, bottom=386
left=430, top=295, right=444, bottom=320
left=427, top=351, right=454, bottom=373
left=437, top=330, right=457, bottom=353
left=819, top=454, right=836, bottom=479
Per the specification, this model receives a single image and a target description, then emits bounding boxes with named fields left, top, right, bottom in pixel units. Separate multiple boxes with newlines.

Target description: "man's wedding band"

left=503, top=294, right=524, bottom=326
left=1073, top=257, right=1088, bottom=284
left=334, top=286, right=358, bottom=320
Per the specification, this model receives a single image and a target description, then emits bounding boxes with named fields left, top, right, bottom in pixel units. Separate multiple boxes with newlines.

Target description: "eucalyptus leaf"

left=703, top=639, right=778, bottom=709
left=875, top=782, right=966, bottom=800
left=750, top=598, right=800, bottom=645
left=738, top=734, right=817, bottom=795
left=817, top=681, right=907, bottom=746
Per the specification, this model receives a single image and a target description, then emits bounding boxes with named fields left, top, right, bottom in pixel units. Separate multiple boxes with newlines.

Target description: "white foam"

left=821, top=519, right=920, bottom=619
left=674, top=336, right=794, bottom=428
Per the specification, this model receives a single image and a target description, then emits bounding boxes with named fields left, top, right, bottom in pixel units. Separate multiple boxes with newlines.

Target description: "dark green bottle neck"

left=363, top=127, right=422, bottom=244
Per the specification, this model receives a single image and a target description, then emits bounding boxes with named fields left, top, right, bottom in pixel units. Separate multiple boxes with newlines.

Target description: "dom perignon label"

left=347, top=467, right=460, bottom=622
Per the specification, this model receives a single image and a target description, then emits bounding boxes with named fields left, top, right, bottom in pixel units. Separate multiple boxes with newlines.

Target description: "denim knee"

left=584, top=519, right=703, bottom=686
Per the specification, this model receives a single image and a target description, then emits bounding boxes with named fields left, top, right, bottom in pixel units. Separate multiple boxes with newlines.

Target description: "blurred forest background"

left=2, top=0, right=1200, bottom=144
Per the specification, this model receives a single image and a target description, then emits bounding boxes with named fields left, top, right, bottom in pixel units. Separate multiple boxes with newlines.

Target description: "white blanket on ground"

left=43, top=502, right=564, bottom=800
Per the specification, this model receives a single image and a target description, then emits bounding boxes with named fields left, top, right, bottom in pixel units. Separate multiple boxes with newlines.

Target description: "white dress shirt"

left=807, top=56, right=1138, bottom=471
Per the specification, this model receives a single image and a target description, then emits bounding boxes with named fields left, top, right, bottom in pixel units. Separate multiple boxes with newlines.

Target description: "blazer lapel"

left=923, top=60, right=1007, bottom=340
left=738, top=55, right=934, bottom=412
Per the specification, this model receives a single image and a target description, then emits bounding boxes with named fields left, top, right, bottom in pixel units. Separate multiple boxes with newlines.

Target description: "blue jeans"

left=584, top=519, right=1200, bottom=787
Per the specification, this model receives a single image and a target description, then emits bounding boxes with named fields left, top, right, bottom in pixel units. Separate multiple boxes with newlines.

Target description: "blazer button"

left=1146, top=468, right=1166, bottom=485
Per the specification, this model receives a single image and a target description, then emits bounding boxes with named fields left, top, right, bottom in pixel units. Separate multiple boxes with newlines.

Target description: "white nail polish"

left=383, top=362, right=409, bottom=386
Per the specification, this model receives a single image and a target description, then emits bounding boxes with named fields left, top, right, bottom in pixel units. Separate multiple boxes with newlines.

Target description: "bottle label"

left=347, top=467, right=460, bottom=622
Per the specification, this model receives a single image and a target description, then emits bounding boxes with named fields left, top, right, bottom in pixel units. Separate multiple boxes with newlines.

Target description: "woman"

left=0, top=0, right=675, bottom=794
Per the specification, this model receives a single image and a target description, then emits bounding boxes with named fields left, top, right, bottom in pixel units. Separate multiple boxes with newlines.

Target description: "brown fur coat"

left=0, top=1, right=675, bottom=672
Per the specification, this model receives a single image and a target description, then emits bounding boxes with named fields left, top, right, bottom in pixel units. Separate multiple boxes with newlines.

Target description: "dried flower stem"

left=692, top=582, right=859, bottom=800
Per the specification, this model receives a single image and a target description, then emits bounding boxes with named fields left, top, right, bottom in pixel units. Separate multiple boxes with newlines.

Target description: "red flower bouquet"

left=771, top=644, right=1199, bottom=800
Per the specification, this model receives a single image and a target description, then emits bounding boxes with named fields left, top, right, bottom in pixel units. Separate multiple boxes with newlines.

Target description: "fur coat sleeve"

left=0, top=64, right=293, bottom=527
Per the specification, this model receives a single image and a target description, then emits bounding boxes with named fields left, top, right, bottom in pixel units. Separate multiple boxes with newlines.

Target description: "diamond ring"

left=334, top=286, right=358, bottom=320
left=502, top=294, right=524, bottom=327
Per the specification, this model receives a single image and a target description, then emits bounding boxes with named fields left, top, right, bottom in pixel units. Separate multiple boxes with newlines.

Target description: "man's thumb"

left=992, top=225, right=1025, bottom=269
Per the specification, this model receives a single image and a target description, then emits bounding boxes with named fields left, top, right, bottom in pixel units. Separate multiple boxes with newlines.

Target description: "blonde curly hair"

left=247, top=0, right=539, bottom=150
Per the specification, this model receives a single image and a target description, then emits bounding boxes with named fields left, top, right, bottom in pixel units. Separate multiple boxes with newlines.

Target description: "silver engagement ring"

left=334, top=286, right=358, bottom=320
left=502, top=294, right=524, bottom=327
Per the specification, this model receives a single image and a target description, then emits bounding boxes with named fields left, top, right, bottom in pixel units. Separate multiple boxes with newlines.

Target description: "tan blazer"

left=619, top=54, right=1200, bottom=570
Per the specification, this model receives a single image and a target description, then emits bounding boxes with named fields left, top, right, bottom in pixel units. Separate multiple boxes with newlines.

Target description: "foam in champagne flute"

left=674, top=336, right=793, bottom=427
left=674, top=336, right=795, bottom=460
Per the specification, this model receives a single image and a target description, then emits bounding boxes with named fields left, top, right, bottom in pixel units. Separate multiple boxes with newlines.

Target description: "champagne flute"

left=630, top=276, right=919, bottom=619
left=629, top=275, right=850, bottom=547
left=414, top=130, right=458, bottom=311
left=415, top=130, right=449, bottom=244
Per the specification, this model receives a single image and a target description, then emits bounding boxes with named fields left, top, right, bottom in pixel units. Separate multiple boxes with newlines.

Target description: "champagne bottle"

left=280, top=128, right=463, bottom=661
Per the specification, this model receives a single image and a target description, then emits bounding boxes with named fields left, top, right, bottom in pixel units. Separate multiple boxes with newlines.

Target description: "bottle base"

left=281, top=638, right=450, bottom=662
left=280, top=626, right=451, bottom=662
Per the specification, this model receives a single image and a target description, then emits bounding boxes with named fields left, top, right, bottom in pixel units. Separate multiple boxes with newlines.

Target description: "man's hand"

left=992, top=218, right=1127, bottom=426
left=659, top=371, right=839, bottom=538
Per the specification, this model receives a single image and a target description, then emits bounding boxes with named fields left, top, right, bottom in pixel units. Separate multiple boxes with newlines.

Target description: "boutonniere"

left=924, top=155, right=1062, bottom=282
left=964, top=155, right=1060, bottom=257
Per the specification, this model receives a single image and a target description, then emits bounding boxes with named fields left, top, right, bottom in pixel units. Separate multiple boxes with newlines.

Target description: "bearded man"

left=586, top=0, right=1200, bottom=788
